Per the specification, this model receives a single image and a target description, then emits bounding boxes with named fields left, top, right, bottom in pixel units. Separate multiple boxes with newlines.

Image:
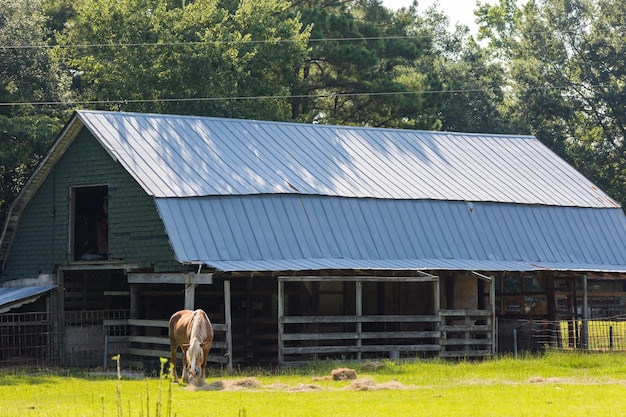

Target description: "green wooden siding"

left=2, top=128, right=182, bottom=281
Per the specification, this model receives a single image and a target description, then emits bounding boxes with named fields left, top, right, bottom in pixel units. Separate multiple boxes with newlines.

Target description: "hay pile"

left=361, top=361, right=384, bottom=371
left=347, top=377, right=408, bottom=391
left=331, top=368, right=358, bottom=381
left=184, top=377, right=261, bottom=391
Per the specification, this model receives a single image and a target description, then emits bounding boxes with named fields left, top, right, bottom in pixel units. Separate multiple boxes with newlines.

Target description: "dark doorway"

left=73, top=185, right=108, bottom=261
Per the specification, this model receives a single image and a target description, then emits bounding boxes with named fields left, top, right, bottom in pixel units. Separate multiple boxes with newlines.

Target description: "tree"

left=0, top=0, right=70, bottom=116
left=52, top=0, right=310, bottom=120
left=477, top=0, right=626, bottom=209
left=289, top=0, right=444, bottom=129
left=415, top=5, right=511, bottom=134
left=0, top=0, right=69, bottom=227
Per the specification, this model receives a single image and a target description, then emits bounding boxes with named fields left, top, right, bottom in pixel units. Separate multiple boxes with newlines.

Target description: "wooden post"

left=184, top=283, right=196, bottom=310
left=277, top=279, right=284, bottom=366
left=55, top=270, right=65, bottom=366
left=544, top=274, right=558, bottom=348
left=223, top=279, right=233, bottom=372
left=433, top=275, right=441, bottom=355
left=356, top=280, right=362, bottom=360
left=582, top=274, right=588, bottom=349
left=490, top=275, right=496, bottom=355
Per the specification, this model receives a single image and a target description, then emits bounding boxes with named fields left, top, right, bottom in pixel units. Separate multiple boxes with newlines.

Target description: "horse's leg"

left=199, top=360, right=206, bottom=386
left=170, top=344, right=179, bottom=383
left=181, top=345, right=189, bottom=383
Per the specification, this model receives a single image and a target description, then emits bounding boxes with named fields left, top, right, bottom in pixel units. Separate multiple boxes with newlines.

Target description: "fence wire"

left=0, top=310, right=128, bottom=368
left=501, top=315, right=626, bottom=353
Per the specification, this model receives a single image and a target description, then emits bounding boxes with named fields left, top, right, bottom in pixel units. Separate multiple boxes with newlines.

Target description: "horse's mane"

left=186, top=310, right=209, bottom=372
left=189, top=309, right=209, bottom=343
left=186, top=339, right=203, bottom=362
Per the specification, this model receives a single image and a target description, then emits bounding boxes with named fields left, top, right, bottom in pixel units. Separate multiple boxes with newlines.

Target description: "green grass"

left=2, top=352, right=626, bottom=416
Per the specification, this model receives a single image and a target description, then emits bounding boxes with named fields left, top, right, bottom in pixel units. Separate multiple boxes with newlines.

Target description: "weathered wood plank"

left=128, top=273, right=213, bottom=285
left=440, top=339, right=492, bottom=346
left=282, top=344, right=441, bottom=355
left=282, top=315, right=439, bottom=324
left=129, top=335, right=169, bottom=345
left=128, top=347, right=170, bottom=358
left=282, top=331, right=441, bottom=341
left=440, top=309, right=491, bottom=317
left=441, top=325, right=492, bottom=332
left=127, top=319, right=169, bottom=328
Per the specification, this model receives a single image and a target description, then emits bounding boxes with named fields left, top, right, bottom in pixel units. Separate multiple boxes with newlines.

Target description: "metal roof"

left=155, top=195, right=626, bottom=272
left=0, top=285, right=56, bottom=313
left=76, top=110, right=619, bottom=208
left=3, top=110, right=625, bottom=275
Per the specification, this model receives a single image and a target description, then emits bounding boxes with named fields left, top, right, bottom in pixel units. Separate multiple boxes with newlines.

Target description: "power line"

left=0, top=35, right=429, bottom=51
left=0, top=84, right=612, bottom=107
left=0, top=90, right=443, bottom=107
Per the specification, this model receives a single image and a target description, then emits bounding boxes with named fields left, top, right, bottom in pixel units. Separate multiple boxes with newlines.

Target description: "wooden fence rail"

left=278, top=314, right=442, bottom=365
left=278, top=310, right=494, bottom=365
left=439, top=309, right=494, bottom=358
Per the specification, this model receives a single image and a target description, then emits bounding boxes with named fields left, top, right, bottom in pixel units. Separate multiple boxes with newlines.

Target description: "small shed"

left=1, top=110, right=626, bottom=367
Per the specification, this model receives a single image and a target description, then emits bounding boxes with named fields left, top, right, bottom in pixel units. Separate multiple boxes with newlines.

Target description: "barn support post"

left=433, top=275, right=440, bottom=314
left=490, top=275, right=496, bottom=354
left=277, top=279, right=284, bottom=366
left=356, top=280, right=363, bottom=360
left=471, top=271, right=495, bottom=357
left=433, top=275, right=440, bottom=351
left=223, top=279, right=233, bottom=372
left=582, top=274, right=588, bottom=349
left=55, top=269, right=66, bottom=366
left=184, top=283, right=196, bottom=310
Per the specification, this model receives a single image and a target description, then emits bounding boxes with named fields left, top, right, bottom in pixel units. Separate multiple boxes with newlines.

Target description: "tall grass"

left=2, top=352, right=626, bottom=416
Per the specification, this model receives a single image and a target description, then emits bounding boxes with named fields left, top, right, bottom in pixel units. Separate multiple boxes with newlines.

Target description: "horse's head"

left=185, top=340, right=204, bottom=383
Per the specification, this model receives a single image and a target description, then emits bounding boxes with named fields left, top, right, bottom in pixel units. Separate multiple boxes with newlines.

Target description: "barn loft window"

left=72, top=185, right=108, bottom=261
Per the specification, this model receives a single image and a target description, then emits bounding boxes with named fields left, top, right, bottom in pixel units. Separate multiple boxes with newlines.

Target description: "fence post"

left=582, top=275, right=588, bottom=350
left=223, top=279, right=233, bottom=372
left=513, top=328, right=517, bottom=359
left=103, top=334, right=109, bottom=368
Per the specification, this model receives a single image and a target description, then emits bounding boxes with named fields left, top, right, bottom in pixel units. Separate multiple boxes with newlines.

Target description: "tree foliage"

left=0, top=0, right=70, bottom=226
left=53, top=0, right=310, bottom=119
left=478, top=0, right=626, bottom=208
left=291, top=0, right=444, bottom=128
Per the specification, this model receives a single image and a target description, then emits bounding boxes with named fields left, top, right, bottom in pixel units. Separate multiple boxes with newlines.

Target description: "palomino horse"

left=168, top=309, right=214, bottom=385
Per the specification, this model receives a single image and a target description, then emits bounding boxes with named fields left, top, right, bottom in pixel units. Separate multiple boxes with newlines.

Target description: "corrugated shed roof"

left=0, top=285, right=56, bottom=313
left=77, top=110, right=618, bottom=208
left=155, top=195, right=626, bottom=272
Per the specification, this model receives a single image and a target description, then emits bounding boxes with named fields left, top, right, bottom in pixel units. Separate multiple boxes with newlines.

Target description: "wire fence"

left=0, top=310, right=128, bottom=368
left=499, top=315, right=626, bottom=354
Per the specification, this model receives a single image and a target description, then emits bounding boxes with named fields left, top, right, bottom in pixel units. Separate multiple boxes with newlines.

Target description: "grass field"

left=2, top=352, right=626, bottom=417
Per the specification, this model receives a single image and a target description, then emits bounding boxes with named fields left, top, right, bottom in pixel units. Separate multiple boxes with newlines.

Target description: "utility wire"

left=0, top=90, right=441, bottom=107
left=0, top=84, right=613, bottom=107
left=0, top=35, right=430, bottom=50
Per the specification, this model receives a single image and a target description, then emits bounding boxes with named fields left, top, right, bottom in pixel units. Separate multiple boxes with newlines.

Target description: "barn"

left=1, top=110, right=626, bottom=369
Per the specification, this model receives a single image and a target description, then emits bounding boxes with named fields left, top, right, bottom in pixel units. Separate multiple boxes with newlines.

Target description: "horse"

left=168, top=309, right=214, bottom=385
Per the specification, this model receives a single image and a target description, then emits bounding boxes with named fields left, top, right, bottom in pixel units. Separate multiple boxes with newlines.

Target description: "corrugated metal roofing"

left=0, top=285, right=56, bottom=313
left=155, top=195, right=626, bottom=272
left=77, top=110, right=619, bottom=208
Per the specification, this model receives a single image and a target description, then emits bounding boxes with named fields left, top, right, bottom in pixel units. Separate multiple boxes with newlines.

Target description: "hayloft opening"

left=72, top=185, right=108, bottom=261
